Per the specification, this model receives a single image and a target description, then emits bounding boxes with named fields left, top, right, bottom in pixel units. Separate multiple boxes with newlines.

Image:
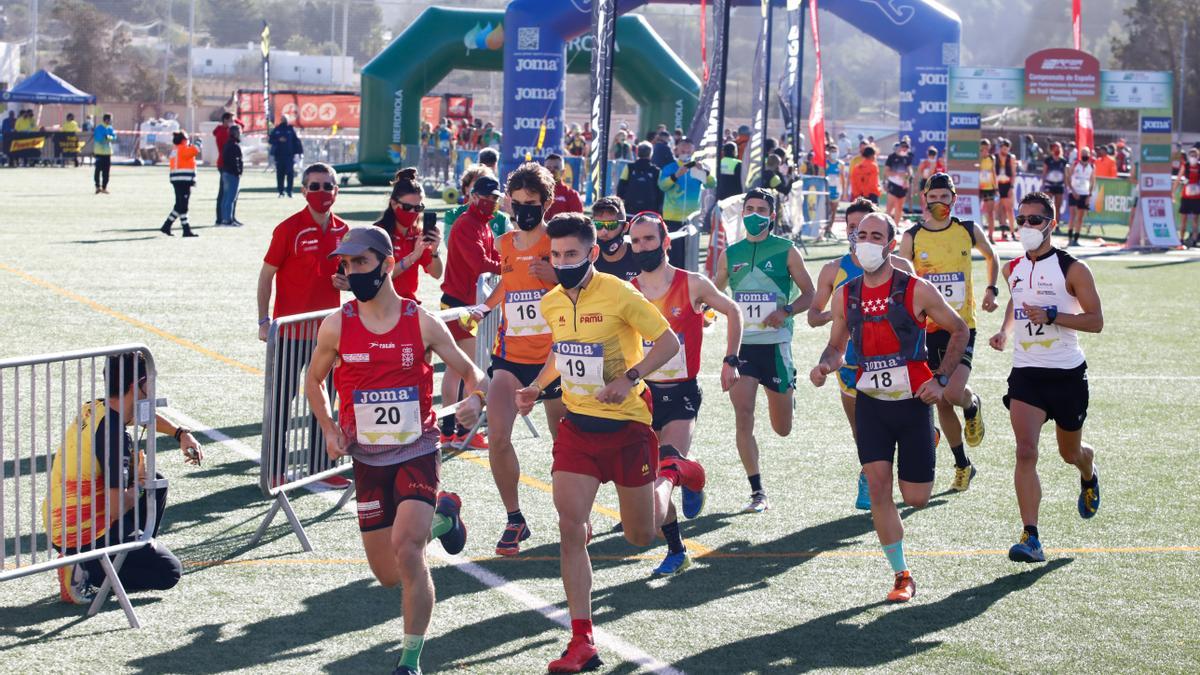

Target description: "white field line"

left=163, top=409, right=684, bottom=675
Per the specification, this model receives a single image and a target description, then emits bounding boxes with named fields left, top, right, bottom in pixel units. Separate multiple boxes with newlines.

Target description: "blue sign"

left=1140, top=116, right=1172, bottom=134
left=948, top=113, right=981, bottom=130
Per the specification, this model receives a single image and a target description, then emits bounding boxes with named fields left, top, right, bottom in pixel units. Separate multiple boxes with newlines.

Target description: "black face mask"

left=633, top=247, right=664, bottom=272
left=512, top=202, right=543, bottom=231
left=348, top=259, right=387, bottom=302
left=554, top=258, right=592, bottom=290
left=600, top=234, right=625, bottom=256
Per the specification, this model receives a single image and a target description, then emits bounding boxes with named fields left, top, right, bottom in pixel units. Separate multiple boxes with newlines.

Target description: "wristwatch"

left=935, top=373, right=950, bottom=387
left=624, top=368, right=641, bottom=384
left=986, top=285, right=1000, bottom=296
left=782, top=304, right=794, bottom=315
left=1046, top=306, right=1058, bottom=324
left=723, top=355, right=741, bottom=368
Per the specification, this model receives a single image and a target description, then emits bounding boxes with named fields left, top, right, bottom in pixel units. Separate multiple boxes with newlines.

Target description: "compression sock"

left=963, top=399, right=979, bottom=419
left=882, top=540, right=908, bottom=574
left=950, top=444, right=971, bottom=469
left=1024, top=524, right=1040, bottom=540
left=398, top=634, right=425, bottom=671
left=1081, top=473, right=1098, bottom=489
left=507, top=509, right=525, bottom=525
left=661, top=520, right=685, bottom=554
left=571, top=619, right=594, bottom=642
left=431, top=513, right=454, bottom=539
left=748, top=474, right=763, bottom=494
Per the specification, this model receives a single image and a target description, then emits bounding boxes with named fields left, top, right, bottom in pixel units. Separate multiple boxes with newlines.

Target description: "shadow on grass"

left=67, top=236, right=158, bottom=245
left=672, top=558, right=1073, bottom=673
left=0, top=595, right=163, bottom=650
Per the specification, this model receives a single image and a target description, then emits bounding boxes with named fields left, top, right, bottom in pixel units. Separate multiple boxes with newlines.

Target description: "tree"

left=1112, top=0, right=1199, bottom=132
left=51, top=0, right=130, bottom=99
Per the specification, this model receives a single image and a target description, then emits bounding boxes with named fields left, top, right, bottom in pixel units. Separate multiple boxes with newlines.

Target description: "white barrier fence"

left=1, top=344, right=163, bottom=628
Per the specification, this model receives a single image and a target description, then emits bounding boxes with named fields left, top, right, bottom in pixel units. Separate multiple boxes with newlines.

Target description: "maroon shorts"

left=551, top=417, right=658, bottom=488
left=352, top=452, right=440, bottom=532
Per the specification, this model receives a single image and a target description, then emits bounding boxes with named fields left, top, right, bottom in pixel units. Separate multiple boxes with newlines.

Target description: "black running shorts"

left=1003, top=363, right=1089, bottom=432
left=855, top=394, right=936, bottom=483
left=646, top=379, right=703, bottom=431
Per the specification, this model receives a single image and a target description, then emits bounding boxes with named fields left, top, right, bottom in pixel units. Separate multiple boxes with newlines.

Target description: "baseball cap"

left=329, top=226, right=393, bottom=259
left=923, top=172, right=956, bottom=194
left=472, top=175, right=503, bottom=197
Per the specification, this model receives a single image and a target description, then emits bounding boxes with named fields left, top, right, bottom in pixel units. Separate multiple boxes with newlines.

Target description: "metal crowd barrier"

left=1, top=344, right=163, bottom=628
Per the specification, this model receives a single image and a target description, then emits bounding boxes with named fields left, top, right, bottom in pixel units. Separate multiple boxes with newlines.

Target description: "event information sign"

left=1023, top=48, right=1100, bottom=107
left=949, top=68, right=1023, bottom=107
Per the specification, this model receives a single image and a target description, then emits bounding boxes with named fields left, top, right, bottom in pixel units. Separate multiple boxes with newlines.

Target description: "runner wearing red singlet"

left=305, top=226, right=487, bottom=675
left=811, top=212, right=968, bottom=603
left=629, top=211, right=743, bottom=576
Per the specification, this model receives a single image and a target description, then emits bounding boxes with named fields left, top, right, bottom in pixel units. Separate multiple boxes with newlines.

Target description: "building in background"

left=193, top=44, right=355, bottom=87
left=0, top=42, right=20, bottom=94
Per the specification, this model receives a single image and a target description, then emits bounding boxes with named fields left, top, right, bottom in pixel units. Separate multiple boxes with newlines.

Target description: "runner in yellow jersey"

left=514, top=213, right=706, bottom=674
left=899, top=173, right=999, bottom=492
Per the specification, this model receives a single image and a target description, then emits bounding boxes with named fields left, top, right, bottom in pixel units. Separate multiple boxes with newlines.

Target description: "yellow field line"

left=182, top=545, right=1200, bottom=569
left=0, top=262, right=264, bottom=376
left=3, top=262, right=708, bottom=558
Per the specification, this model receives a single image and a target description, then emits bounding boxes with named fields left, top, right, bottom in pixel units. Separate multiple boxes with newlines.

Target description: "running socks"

left=882, top=540, right=908, bottom=574
left=659, top=444, right=682, bottom=461
left=661, top=520, right=685, bottom=554
left=571, top=619, right=594, bottom=642
left=431, top=513, right=453, bottom=539
left=1081, top=473, right=1098, bottom=489
left=399, top=634, right=425, bottom=671
left=963, top=401, right=979, bottom=419
left=748, top=474, right=763, bottom=494
left=950, top=444, right=971, bottom=469
left=1024, top=524, right=1039, bottom=540
left=507, top=510, right=525, bottom=525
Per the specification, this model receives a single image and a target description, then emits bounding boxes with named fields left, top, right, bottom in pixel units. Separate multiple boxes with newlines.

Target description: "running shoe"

left=660, top=455, right=706, bottom=493
left=438, top=432, right=460, bottom=448
left=463, top=433, right=489, bottom=451
left=495, top=521, right=532, bottom=557
left=548, top=635, right=602, bottom=673
left=949, top=464, right=977, bottom=492
left=742, top=491, right=769, bottom=514
left=964, top=394, right=985, bottom=447
left=58, top=562, right=95, bottom=605
left=1078, top=465, right=1100, bottom=519
left=391, top=667, right=420, bottom=675
left=651, top=550, right=691, bottom=577
left=317, top=474, right=351, bottom=489
left=855, top=471, right=872, bottom=510
left=434, top=491, right=467, bottom=555
left=680, top=485, right=706, bottom=519
left=1008, top=531, right=1046, bottom=563
left=886, top=570, right=916, bottom=603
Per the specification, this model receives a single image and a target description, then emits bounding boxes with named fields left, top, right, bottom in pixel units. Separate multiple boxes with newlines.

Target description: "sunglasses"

left=395, top=202, right=425, bottom=213
left=1015, top=215, right=1051, bottom=226
left=594, top=219, right=624, bottom=232
left=307, top=181, right=336, bottom=192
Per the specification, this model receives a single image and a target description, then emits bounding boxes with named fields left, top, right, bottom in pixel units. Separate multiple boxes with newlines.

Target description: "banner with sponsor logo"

left=236, top=90, right=360, bottom=132
left=806, top=0, right=826, bottom=170
left=1127, top=112, right=1179, bottom=248
left=502, top=14, right=566, bottom=174
left=742, top=0, right=771, bottom=191
left=1023, top=48, right=1100, bottom=108
left=588, top=0, right=617, bottom=198
left=688, top=0, right=728, bottom=176
left=1085, top=177, right=1135, bottom=227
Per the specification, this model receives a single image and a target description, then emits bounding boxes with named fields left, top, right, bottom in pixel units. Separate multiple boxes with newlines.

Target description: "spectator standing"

left=1179, top=147, right=1200, bottom=246
left=849, top=145, right=880, bottom=203
left=212, top=112, right=241, bottom=224
left=1114, top=140, right=1130, bottom=174
left=2, top=109, right=16, bottom=135
left=256, top=162, right=350, bottom=488
left=58, top=113, right=81, bottom=166
left=218, top=125, right=244, bottom=226
left=565, top=125, right=586, bottom=157
left=611, top=130, right=632, bottom=161
left=481, top=121, right=502, bottom=149
left=160, top=131, right=199, bottom=238
left=618, top=141, right=665, bottom=214
left=269, top=115, right=303, bottom=198
left=1065, top=147, right=1095, bottom=246
left=445, top=165, right=512, bottom=239
left=1093, top=144, right=1117, bottom=179
left=478, top=147, right=499, bottom=175
left=716, top=141, right=744, bottom=201
left=543, top=153, right=584, bottom=220
left=657, top=137, right=716, bottom=268
left=836, top=131, right=853, bottom=160
left=651, top=130, right=675, bottom=168
left=374, top=167, right=444, bottom=301
left=92, top=113, right=116, bottom=193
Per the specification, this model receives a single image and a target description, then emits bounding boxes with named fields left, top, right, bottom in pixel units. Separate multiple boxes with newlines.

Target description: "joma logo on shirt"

left=579, top=313, right=604, bottom=324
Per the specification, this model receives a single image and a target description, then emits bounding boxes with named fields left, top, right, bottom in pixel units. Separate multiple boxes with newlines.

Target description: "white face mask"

left=1189, top=156, right=1199, bottom=166
left=1019, top=225, right=1049, bottom=252
left=855, top=242, right=888, bottom=272
left=677, top=153, right=692, bottom=163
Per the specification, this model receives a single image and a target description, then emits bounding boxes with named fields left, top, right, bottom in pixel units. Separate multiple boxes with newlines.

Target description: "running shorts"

left=352, top=450, right=440, bottom=532
left=837, top=365, right=858, bottom=397
left=927, top=328, right=976, bottom=371
left=1003, top=363, right=1089, bottom=432
left=980, top=189, right=997, bottom=202
left=646, top=379, right=703, bottom=431
left=488, top=355, right=562, bottom=400
left=887, top=182, right=909, bottom=199
left=552, top=414, right=659, bottom=487
left=738, top=343, right=796, bottom=393
left=1069, top=194, right=1091, bottom=210
left=854, top=394, right=936, bottom=483
left=998, top=183, right=1013, bottom=199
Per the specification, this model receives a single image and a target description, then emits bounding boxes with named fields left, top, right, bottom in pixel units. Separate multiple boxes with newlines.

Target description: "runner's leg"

left=1011, top=399, right=1045, bottom=527
left=554, top=471, right=602, bottom=621
left=730, top=376, right=761, bottom=479
left=764, top=387, right=794, bottom=437
left=486, top=369, right=523, bottom=512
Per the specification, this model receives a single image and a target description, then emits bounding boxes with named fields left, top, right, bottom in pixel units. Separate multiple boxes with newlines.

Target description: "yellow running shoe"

left=950, top=464, right=977, bottom=492
left=964, top=394, right=985, bottom=447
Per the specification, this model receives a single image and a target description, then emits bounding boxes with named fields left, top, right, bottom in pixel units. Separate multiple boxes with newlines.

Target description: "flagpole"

left=186, top=0, right=194, bottom=131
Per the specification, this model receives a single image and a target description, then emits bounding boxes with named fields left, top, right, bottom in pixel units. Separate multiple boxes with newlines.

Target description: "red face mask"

left=392, top=206, right=419, bottom=229
left=306, top=191, right=335, bottom=214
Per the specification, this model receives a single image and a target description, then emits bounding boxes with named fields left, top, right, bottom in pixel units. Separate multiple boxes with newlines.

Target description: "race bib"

left=926, top=271, right=967, bottom=311
left=857, top=357, right=913, bottom=401
left=980, top=169, right=995, bottom=187
left=644, top=333, right=687, bottom=382
left=353, top=387, right=422, bottom=447
left=504, top=289, right=549, bottom=335
left=736, top=291, right=778, bottom=332
left=1071, top=171, right=1092, bottom=194
left=554, top=341, right=606, bottom=395
left=888, top=174, right=907, bottom=187
left=1185, top=183, right=1200, bottom=197
left=1046, top=169, right=1064, bottom=183
left=1014, top=307, right=1061, bottom=351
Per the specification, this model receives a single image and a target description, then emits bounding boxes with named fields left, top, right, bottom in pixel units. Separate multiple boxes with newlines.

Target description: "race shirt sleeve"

left=264, top=222, right=290, bottom=267
left=617, top=280, right=671, bottom=342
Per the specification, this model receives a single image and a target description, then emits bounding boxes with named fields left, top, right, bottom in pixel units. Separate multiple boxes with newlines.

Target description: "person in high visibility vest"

left=161, top=131, right=200, bottom=237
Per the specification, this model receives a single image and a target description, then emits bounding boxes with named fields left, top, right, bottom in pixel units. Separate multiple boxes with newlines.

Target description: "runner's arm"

left=806, top=260, right=838, bottom=328
left=420, top=307, right=487, bottom=395
left=713, top=249, right=730, bottom=291
left=1059, top=261, right=1104, bottom=333
left=813, top=286, right=849, bottom=379
left=256, top=263, right=277, bottom=327
left=973, top=222, right=1000, bottom=297
left=915, top=278, right=969, bottom=375
left=304, top=312, right=342, bottom=435
left=693, top=274, right=743, bottom=357
left=785, top=246, right=816, bottom=313
left=889, top=254, right=915, bottom=275
left=899, top=229, right=915, bottom=261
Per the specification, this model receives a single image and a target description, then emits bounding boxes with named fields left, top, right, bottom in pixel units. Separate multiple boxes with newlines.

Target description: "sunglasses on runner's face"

left=307, top=181, right=336, bottom=192
left=594, top=219, right=624, bottom=231
left=1016, top=215, right=1050, bottom=226
left=394, top=202, right=425, bottom=212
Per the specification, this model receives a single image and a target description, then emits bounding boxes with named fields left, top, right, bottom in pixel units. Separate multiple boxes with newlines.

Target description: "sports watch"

left=624, top=368, right=641, bottom=384
left=723, top=355, right=741, bottom=368
left=934, top=373, right=950, bottom=387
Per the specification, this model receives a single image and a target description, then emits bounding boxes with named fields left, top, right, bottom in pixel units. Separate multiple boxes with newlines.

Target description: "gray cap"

left=329, top=225, right=393, bottom=259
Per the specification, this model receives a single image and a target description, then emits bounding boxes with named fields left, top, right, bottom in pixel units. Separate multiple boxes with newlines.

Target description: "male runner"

left=883, top=141, right=913, bottom=223
left=900, top=173, right=999, bottom=492
left=808, top=198, right=915, bottom=510
left=1041, top=142, right=1069, bottom=225
left=305, top=226, right=482, bottom=675
left=591, top=196, right=640, bottom=282
left=513, top=213, right=705, bottom=673
left=715, top=188, right=815, bottom=513
left=811, top=212, right=968, bottom=602
left=474, top=162, right=567, bottom=556
left=989, top=191, right=1103, bottom=563
left=630, top=211, right=743, bottom=575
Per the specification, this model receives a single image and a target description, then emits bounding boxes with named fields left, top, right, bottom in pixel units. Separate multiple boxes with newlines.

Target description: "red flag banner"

left=1071, top=0, right=1093, bottom=152
left=807, top=0, right=826, bottom=169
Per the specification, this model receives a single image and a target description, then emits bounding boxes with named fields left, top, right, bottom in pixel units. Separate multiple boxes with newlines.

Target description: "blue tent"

left=1, top=69, right=95, bottom=104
